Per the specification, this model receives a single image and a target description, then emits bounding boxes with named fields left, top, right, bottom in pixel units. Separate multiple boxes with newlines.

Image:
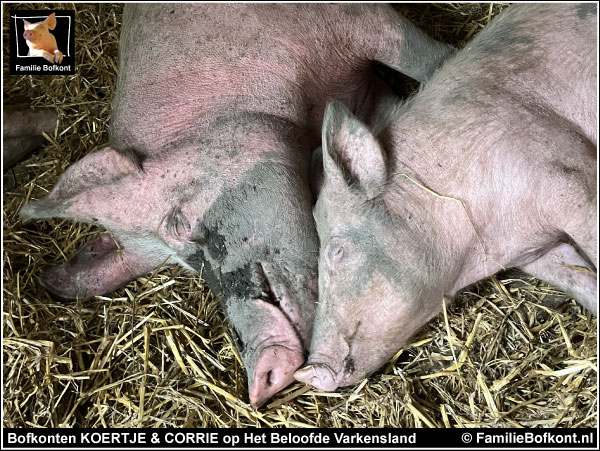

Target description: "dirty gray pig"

left=3, top=106, right=57, bottom=170
left=20, top=4, right=453, bottom=406
left=295, top=3, right=597, bottom=392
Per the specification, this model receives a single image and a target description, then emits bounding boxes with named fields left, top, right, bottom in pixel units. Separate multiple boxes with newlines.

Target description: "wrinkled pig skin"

left=22, top=12, right=63, bottom=64
left=19, top=4, right=453, bottom=408
left=296, top=3, right=597, bottom=392
left=3, top=106, right=58, bottom=170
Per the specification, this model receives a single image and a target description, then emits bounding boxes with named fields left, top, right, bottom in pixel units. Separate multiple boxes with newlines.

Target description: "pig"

left=19, top=4, right=453, bottom=408
left=295, top=3, right=597, bottom=392
left=3, top=106, right=57, bottom=170
left=22, top=12, right=63, bottom=64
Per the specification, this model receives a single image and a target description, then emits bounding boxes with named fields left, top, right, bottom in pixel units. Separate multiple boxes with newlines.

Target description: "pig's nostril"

left=294, top=364, right=339, bottom=392
left=249, top=346, right=302, bottom=408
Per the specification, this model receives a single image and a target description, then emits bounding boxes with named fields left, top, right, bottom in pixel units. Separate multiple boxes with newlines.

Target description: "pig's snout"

left=23, top=30, right=35, bottom=40
left=294, top=324, right=351, bottom=391
left=249, top=345, right=304, bottom=408
left=294, top=363, right=339, bottom=392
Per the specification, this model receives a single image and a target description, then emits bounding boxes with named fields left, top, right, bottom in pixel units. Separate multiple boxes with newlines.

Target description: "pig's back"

left=463, top=3, right=597, bottom=142
left=109, top=4, right=378, bottom=155
left=110, top=4, right=282, bottom=153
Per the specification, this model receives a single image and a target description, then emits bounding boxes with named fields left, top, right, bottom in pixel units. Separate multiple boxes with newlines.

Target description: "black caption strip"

left=2, top=428, right=597, bottom=449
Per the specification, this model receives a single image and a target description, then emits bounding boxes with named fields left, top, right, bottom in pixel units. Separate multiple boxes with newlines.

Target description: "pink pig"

left=296, top=3, right=597, bottom=393
left=23, top=12, right=63, bottom=64
left=20, top=4, right=453, bottom=408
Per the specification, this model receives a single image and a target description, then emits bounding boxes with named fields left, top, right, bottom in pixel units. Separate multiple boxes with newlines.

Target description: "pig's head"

left=20, top=117, right=318, bottom=407
left=294, top=101, right=448, bottom=391
left=23, top=12, right=57, bottom=44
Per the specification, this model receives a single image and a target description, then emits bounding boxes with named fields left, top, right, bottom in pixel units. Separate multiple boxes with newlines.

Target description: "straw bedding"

left=2, top=3, right=596, bottom=428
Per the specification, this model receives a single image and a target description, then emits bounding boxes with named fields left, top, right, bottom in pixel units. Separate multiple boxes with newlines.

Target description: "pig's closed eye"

left=163, top=208, right=192, bottom=243
left=158, top=207, right=195, bottom=249
left=327, top=243, right=350, bottom=267
left=172, top=210, right=191, bottom=239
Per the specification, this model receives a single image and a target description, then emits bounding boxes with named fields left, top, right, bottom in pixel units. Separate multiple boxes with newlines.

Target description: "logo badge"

left=9, top=10, right=75, bottom=75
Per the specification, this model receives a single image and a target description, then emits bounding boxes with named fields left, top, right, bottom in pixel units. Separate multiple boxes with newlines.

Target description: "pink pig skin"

left=297, top=3, right=597, bottom=392
left=23, top=12, right=63, bottom=64
left=20, top=4, right=453, bottom=408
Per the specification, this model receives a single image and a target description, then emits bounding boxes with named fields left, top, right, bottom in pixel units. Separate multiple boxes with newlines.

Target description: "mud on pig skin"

left=296, top=3, right=597, bottom=392
left=19, top=4, right=453, bottom=407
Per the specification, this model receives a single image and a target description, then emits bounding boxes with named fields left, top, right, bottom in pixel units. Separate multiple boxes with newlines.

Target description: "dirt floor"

left=2, top=3, right=597, bottom=428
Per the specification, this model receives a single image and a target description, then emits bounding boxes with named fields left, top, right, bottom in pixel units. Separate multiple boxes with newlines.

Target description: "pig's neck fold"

left=384, top=179, right=488, bottom=302
left=385, top=110, right=524, bottom=299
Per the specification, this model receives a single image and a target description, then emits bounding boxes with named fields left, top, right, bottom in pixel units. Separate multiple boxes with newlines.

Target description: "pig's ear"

left=23, top=19, right=31, bottom=28
left=322, top=100, right=387, bottom=199
left=20, top=146, right=142, bottom=221
left=41, top=232, right=167, bottom=299
left=45, top=12, right=57, bottom=30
